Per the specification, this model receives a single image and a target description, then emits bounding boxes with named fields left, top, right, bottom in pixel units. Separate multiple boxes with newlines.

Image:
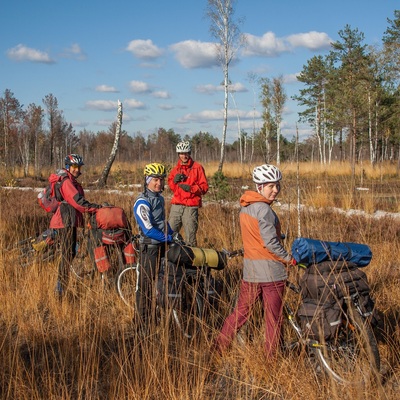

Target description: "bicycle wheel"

left=70, top=230, right=96, bottom=281
left=117, top=266, right=138, bottom=309
left=314, top=303, right=380, bottom=385
left=171, top=282, right=204, bottom=340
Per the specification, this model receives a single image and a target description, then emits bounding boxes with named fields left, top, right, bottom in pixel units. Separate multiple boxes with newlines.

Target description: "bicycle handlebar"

left=222, top=248, right=244, bottom=258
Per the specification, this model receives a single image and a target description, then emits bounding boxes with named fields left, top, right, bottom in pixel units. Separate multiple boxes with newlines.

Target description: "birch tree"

left=97, top=100, right=123, bottom=188
left=272, top=76, right=287, bottom=165
left=207, top=0, right=244, bottom=172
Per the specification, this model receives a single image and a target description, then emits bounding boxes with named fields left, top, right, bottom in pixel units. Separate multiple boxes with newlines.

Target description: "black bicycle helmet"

left=65, top=154, right=84, bottom=168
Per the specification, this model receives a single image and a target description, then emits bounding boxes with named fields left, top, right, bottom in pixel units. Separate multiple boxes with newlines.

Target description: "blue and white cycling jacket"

left=133, top=189, right=173, bottom=245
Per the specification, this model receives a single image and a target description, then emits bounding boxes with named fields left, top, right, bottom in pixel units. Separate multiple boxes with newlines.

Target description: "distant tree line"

left=1, top=11, right=400, bottom=177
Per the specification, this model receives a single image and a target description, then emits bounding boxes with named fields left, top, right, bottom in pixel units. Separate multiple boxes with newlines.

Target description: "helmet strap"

left=256, top=184, right=264, bottom=194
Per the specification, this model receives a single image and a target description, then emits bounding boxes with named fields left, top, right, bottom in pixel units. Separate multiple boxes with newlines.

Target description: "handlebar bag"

left=95, top=206, right=128, bottom=230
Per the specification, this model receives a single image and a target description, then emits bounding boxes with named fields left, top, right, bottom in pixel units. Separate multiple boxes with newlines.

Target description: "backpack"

left=37, top=170, right=68, bottom=213
left=297, top=261, right=374, bottom=342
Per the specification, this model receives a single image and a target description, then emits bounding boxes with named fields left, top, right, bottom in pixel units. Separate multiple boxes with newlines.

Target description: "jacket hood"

left=240, top=190, right=272, bottom=207
left=178, top=157, right=194, bottom=169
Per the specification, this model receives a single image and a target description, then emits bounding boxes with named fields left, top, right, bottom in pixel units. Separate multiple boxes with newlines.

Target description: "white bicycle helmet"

left=252, top=164, right=282, bottom=184
left=176, top=141, right=192, bottom=153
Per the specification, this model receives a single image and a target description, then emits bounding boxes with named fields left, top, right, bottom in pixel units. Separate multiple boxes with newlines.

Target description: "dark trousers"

left=56, top=227, right=77, bottom=297
left=136, top=243, right=166, bottom=327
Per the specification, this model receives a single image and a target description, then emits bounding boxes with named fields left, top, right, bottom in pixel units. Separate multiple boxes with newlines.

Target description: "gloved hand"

left=179, top=184, right=191, bottom=192
left=173, top=173, right=185, bottom=184
left=172, top=232, right=184, bottom=243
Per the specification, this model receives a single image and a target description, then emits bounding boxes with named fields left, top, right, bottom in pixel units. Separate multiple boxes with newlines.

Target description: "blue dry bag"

left=291, top=238, right=372, bottom=267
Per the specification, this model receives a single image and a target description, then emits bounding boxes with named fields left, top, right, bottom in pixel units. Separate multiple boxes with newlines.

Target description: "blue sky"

left=1, top=1, right=397, bottom=143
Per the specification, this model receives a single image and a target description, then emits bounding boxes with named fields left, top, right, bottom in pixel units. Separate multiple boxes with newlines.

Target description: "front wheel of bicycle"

left=117, top=265, right=138, bottom=309
left=171, top=283, right=204, bottom=340
left=314, top=304, right=380, bottom=385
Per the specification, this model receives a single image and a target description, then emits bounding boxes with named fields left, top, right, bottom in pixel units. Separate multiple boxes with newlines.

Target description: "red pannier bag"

left=94, top=245, right=111, bottom=272
left=95, top=206, right=128, bottom=230
left=101, top=229, right=127, bottom=245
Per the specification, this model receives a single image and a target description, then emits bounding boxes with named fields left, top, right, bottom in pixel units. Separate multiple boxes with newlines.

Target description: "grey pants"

left=168, top=204, right=199, bottom=247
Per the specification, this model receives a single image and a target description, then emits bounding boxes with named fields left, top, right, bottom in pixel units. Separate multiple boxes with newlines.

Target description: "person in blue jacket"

left=133, top=163, right=174, bottom=330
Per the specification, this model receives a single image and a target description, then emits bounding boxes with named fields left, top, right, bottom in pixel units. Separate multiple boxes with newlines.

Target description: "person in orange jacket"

left=49, top=154, right=102, bottom=299
left=214, top=164, right=296, bottom=358
left=168, top=141, right=208, bottom=246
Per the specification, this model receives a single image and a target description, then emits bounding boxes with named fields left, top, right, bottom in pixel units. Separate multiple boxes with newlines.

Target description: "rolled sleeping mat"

left=167, top=243, right=227, bottom=270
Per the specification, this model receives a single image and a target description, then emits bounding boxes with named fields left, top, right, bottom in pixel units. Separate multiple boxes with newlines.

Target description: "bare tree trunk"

left=218, top=62, right=229, bottom=172
left=97, top=101, right=123, bottom=188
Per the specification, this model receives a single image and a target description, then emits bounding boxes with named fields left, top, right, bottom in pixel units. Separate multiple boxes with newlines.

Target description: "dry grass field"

left=0, top=161, right=399, bottom=399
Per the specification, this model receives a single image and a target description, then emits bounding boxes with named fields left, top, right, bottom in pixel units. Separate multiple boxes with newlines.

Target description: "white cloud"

left=286, top=31, right=332, bottom=50
left=97, top=119, right=114, bottom=126
left=152, top=91, right=170, bottom=99
left=195, top=84, right=221, bottom=94
left=177, top=108, right=260, bottom=123
left=126, top=39, right=163, bottom=59
left=242, top=31, right=332, bottom=57
left=177, top=109, right=223, bottom=123
left=124, top=98, right=146, bottom=109
left=85, top=100, right=118, bottom=111
left=71, top=120, right=90, bottom=128
left=283, top=73, right=300, bottom=84
left=196, top=82, right=248, bottom=95
left=158, top=104, right=174, bottom=110
left=242, top=32, right=289, bottom=57
left=170, top=40, right=218, bottom=69
left=7, top=44, right=54, bottom=63
left=229, top=82, right=248, bottom=93
left=96, top=85, right=119, bottom=93
left=61, top=43, right=86, bottom=60
left=129, top=80, right=151, bottom=93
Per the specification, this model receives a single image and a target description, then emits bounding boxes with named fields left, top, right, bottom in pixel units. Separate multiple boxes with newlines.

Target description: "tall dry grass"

left=1, top=162, right=399, bottom=399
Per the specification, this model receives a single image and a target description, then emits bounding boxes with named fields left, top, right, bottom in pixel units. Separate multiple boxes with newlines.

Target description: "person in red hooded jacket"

left=50, top=154, right=101, bottom=299
left=168, top=141, right=208, bottom=246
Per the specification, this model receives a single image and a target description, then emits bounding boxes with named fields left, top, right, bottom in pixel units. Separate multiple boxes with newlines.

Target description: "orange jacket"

left=239, top=190, right=291, bottom=283
left=168, top=158, right=208, bottom=207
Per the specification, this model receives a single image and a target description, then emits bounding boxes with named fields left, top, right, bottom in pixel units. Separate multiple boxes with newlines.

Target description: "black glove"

left=172, top=232, right=184, bottom=243
left=173, top=173, right=185, bottom=183
left=179, top=184, right=191, bottom=192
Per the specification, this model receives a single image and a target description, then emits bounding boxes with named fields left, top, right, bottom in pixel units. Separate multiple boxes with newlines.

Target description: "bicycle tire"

left=171, top=282, right=204, bottom=340
left=98, top=244, right=126, bottom=290
left=117, top=265, right=138, bottom=309
left=70, top=237, right=95, bottom=281
left=314, top=303, right=380, bottom=385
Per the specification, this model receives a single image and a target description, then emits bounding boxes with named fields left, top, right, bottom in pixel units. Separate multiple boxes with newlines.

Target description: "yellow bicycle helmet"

left=144, top=163, right=166, bottom=178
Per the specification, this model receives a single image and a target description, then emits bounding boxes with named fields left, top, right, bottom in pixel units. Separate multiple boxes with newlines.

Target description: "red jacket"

left=49, top=169, right=100, bottom=229
left=168, top=158, right=208, bottom=207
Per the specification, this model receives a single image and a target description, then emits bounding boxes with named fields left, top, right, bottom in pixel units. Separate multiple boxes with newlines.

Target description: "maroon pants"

left=216, top=280, right=285, bottom=357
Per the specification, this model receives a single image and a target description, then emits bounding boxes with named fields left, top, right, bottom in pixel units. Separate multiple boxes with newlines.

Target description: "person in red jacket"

left=168, top=141, right=208, bottom=247
left=49, top=154, right=101, bottom=299
left=214, top=164, right=296, bottom=358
